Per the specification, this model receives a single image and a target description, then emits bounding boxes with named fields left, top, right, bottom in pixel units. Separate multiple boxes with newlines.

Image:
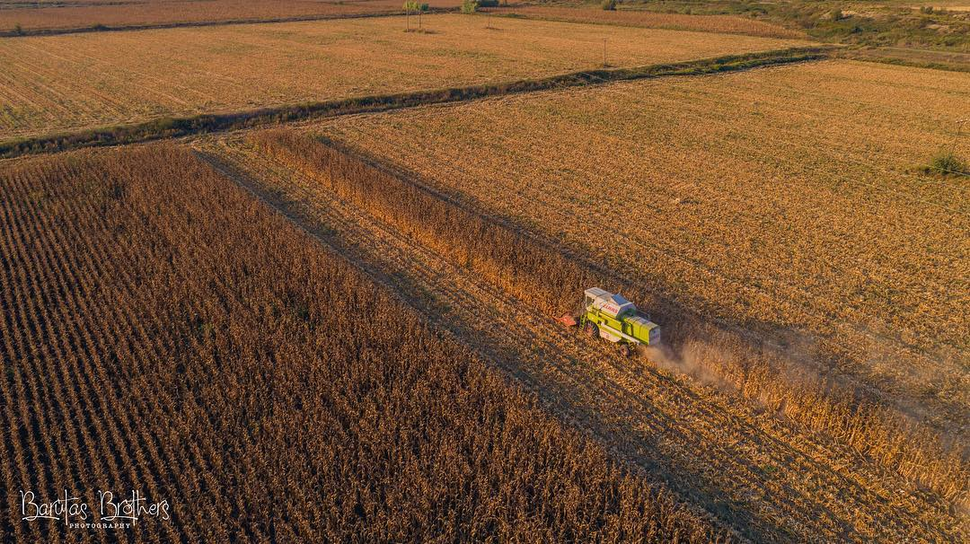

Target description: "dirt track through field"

left=193, top=137, right=967, bottom=543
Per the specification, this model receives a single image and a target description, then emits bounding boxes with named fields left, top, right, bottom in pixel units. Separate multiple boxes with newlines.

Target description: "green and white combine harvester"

left=561, top=287, right=661, bottom=356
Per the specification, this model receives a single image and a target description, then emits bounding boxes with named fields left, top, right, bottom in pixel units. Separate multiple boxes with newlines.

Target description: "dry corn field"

left=2, top=1, right=968, bottom=541
left=0, top=14, right=807, bottom=140
left=0, top=144, right=727, bottom=542
left=491, top=5, right=807, bottom=39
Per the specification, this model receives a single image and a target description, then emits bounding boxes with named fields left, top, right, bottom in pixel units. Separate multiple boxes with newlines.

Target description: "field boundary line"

left=0, top=45, right=836, bottom=159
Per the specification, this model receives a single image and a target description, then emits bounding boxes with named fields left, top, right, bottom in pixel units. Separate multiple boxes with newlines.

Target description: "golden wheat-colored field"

left=0, top=14, right=807, bottom=140
left=312, top=60, right=970, bottom=432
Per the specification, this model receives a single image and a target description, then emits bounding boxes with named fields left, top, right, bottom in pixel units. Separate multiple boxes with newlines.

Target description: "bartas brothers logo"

left=20, top=489, right=170, bottom=530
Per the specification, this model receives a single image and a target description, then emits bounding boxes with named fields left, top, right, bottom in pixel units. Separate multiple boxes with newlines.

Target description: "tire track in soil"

left=193, top=139, right=966, bottom=544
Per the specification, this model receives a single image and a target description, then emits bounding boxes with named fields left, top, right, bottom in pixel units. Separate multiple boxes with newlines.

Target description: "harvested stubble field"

left=0, top=143, right=724, bottom=542
left=491, top=5, right=807, bottom=39
left=190, top=129, right=969, bottom=542
left=312, top=59, right=970, bottom=419
left=0, top=0, right=462, bottom=34
left=0, top=14, right=808, bottom=140
left=304, top=59, right=970, bottom=502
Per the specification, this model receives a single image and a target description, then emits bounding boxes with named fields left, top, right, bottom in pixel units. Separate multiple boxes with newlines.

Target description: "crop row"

left=0, top=144, right=723, bottom=542
left=249, top=129, right=968, bottom=508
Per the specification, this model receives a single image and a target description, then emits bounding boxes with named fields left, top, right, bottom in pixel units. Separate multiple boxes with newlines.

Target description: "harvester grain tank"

left=561, top=287, right=661, bottom=355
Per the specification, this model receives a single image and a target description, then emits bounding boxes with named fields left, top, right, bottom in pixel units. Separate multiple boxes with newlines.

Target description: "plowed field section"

left=0, top=14, right=807, bottom=140
left=195, top=135, right=968, bottom=543
left=312, top=60, right=970, bottom=430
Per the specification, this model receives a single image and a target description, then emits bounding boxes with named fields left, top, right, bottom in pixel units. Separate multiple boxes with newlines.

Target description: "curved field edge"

left=0, top=46, right=835, bottom=160
left=246, top=129, right=969, bottom=511
left=0, top=144, right=729, bottom=542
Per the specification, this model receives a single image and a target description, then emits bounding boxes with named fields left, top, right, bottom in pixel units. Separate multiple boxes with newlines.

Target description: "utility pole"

left=947, top=118, right=969, bottom=155
left=952, top=117, right=969, bottom=160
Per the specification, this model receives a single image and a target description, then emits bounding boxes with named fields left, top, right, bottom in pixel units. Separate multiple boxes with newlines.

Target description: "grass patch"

left=923, top=150, right=969, bottom=177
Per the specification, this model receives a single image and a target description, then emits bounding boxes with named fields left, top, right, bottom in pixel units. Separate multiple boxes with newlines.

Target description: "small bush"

left=828, top=8, right=846, bottom=21
left=925, top=150, right=968, bottom=176
left=460, top=0, right=477, bottom=13
left=920, top=5, right=934, bottom=14
left=602, top=0, right=617, bottom=10
left=13, top=23, right=23, bottom=36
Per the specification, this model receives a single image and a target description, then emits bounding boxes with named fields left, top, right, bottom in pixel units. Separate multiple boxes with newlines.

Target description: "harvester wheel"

left=584, top=322, right=598, bottom=338
left=620, top=343, right=633, bottom=357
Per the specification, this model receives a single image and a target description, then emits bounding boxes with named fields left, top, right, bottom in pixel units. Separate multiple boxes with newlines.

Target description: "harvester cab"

left=561, top=287, right=660, bottom=355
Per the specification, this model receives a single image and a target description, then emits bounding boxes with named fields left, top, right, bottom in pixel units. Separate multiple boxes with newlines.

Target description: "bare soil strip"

left=192, top=136, right=967, bottom=543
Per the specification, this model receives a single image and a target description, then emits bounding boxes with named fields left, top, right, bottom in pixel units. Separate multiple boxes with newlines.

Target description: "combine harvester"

left=561, top=288, right=661, bottom=356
